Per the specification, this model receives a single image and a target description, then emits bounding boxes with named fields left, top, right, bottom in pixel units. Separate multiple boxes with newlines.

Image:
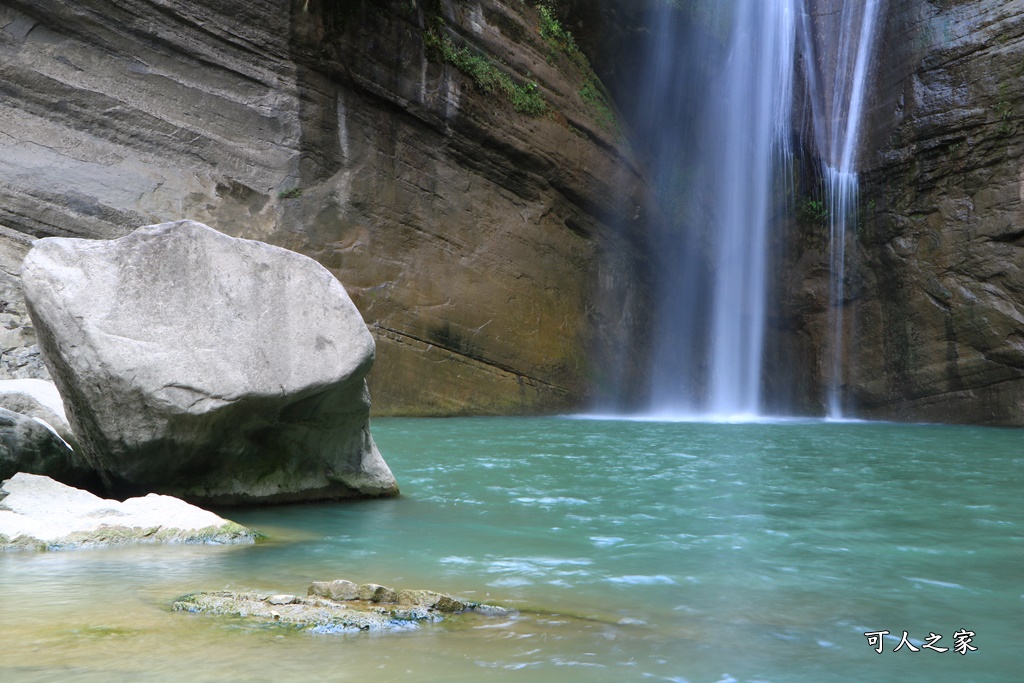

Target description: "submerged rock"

left=20, top=220, right=398, bottom=504
left=0, top=472, right=255, bottom=551
left=175, top=580, right=512, bottom=633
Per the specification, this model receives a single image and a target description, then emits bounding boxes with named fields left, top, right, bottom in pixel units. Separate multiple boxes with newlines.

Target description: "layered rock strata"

left=21, top=220, right=398, bottom=504
left=0, top=0, right=654, bottom=414
left=747, top=0, right=1024, bottom=425
left=847, top=0, right=1024, bottom=424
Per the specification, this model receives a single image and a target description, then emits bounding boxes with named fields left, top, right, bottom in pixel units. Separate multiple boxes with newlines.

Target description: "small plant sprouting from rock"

left=536, top=2, right=576, bottom=55
left=278, top=187, right=303, bottom=199
left=425, top=26, right=548, bottom=116
left=994, top=82, right=1015, bottom=136
left=798, top=197, right=829, bottom=224
left=534, top=2, right=621, bottom=137
left=579, top=81, right=617, bottom=132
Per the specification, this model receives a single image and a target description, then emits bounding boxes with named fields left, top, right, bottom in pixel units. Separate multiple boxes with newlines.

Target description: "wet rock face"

left=175, top=580, right=512, bottom=633
left=21, top=221, right=398, bottom=504
left=0, top=0, right=653, bottom=415
left=847, top=0, right=1024, bottom=424
left=775, top=0, right=1024, bottom=424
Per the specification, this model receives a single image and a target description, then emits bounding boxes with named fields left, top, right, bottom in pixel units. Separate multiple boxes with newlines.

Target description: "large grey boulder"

left=20, top=220, right=398, bottom=504
left=0, top=472, right=254, bottom=551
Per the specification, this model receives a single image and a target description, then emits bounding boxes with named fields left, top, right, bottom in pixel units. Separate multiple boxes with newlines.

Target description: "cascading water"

left=638, top=1, right=796, bottom=419
left=633, top=0, right=881, bottom=419
left=704, top=2, right=796, bottom=418
left=797, top=0, right=883, bottom=417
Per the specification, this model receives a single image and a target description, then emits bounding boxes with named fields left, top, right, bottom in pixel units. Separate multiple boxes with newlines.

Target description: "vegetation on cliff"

left=424, top=26, right=548, bottom=115
left=416, top=0, right=620, bottom=133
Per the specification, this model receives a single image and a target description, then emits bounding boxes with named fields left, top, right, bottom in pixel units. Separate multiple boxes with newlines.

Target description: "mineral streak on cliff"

left=796, top=0, right=884, bottom=418
left=765, top=0, right=1024, bottom=425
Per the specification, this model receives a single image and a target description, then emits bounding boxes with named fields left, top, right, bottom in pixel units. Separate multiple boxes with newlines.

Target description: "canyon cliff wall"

left=850, top=0, right=1024, bottom=425
left=7, top=0, right=1020, bottom=425
left=0, top=0, right=653, bottom=415
left=518, top=0, right=1024, bottom=426
left=761, top=0, right=1024, bottom=425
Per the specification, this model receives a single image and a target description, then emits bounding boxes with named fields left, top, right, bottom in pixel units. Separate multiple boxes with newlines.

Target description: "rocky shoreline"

left=0, top=472, right=256, bottom=551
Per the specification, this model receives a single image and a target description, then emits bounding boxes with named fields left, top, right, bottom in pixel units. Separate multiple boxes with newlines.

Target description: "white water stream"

left=705, top=1, right=796, bottom=418
left=641, top=0, right=882, bottom=419
left=798, top=0, right=884, bottom=417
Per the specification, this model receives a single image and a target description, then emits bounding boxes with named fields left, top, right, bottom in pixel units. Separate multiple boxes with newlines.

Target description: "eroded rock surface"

left=0, top=225, right=48, bottom=381
left=765, top=0, right=1024, bottom=424
left=21, top=220, right=398, bottom=504
left=0, top=408, right=86, bottom=486
left=850, top=0, right=1024, bottom=424
left=174, top=580, right=511, bottom=633
left=0, top=472, right=255, bottom=551
left=0, top=378, right=74, bottom=445
left=0, top=0, right=654, bottom=415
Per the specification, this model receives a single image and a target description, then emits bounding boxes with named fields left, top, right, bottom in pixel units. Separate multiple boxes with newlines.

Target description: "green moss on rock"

left=174, top=583, right=512, bottom=633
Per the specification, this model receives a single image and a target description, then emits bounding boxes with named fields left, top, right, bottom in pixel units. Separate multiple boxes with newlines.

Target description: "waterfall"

left=640, top=1, right=797, bottom=419
left=633, top=0, right=882, bottom=420
left=705, top=2, right=796, bottom=418
left=797, top=0, right=883, bottom=417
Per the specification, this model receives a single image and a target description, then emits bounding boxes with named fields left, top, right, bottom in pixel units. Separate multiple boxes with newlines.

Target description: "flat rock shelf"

left=0, top=472, right=256, bottom=551
left=173, top=580, right=513, bottom=633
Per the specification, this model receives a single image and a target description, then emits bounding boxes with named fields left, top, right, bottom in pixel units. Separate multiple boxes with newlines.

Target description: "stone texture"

left=0, top=472, right=255, bottom=550
left=848, top=0, right=1024, bottom=424
left=763, top=0, right=1024, bottom=425
left=0, top=378, right=74, bottom=445
left=357, top=582, right=399, bottom=604
left=21, top=220, right=398, bottom=504
left=308, top=579, right=360, bottom=602
left=0, top=408, right=88, bottom=485
left=267, top=594, right=298, bottom=605
left=322, top=579, right=497, bottom=611
left=0, top=225, right=48, bottom=381
left=0, top=0, right=654, bottom=415
left=176, top=579, right=511, bottom=633
left=307, top=579, right=497, bottom=615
